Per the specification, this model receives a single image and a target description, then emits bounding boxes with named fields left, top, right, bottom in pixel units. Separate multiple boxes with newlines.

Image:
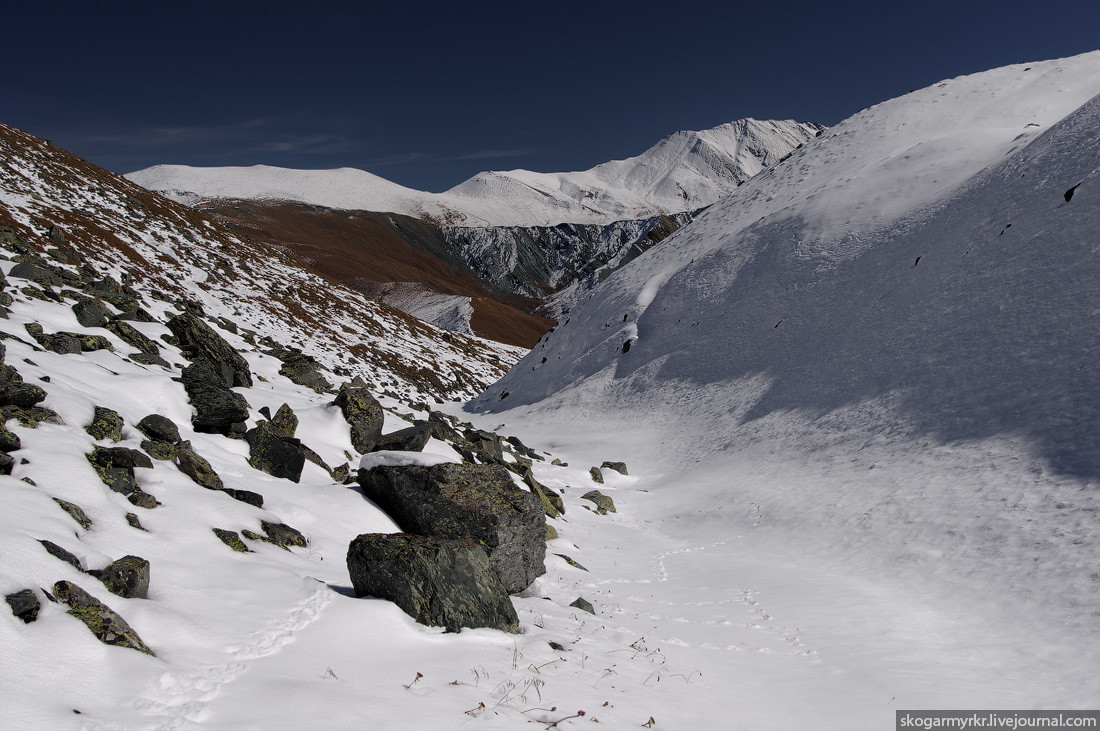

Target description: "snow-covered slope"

left=465, top=51, right=1100, bottom=715
left=126, top=119, right=821, bottom=227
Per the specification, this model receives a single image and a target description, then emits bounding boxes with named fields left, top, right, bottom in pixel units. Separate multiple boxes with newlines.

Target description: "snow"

left=126, top=119, right=820, bottom=227
left=3, top=51, right=1100, bottom=731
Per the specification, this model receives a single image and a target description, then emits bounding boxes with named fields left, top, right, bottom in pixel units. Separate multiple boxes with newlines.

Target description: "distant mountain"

left=127, top=119, right=822, bottom=227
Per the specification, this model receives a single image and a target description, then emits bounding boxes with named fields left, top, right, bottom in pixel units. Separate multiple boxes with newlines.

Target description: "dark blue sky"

left=7, top=1, right=1098, bottom=192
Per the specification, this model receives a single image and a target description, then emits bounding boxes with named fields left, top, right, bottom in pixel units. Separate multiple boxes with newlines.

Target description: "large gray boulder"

left=347, top=533, right=518, bottom=633
left=166, top=311, right=252, bottom=388
left=245, top=421, right=305, bottom=482
left=88, top=555, right=150, bottom=599
left=334, top=383, right=384, bottom=453
left=357, top=462, right=545, bottom=593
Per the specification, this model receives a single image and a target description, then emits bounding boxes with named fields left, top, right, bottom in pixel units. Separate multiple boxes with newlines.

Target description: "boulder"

left=39, top=539, right=83, bottom=571
left=601, top=461, right=629, bottom=475
left=53, top=498, right=92, bottom=530
left=180, top=359, right=249, bottom=435
left=357, top=462, right=545, bottom=593
left=347, top=533, right=519, bottom=633
left=0, top=423, right=20, bottom=452
left=5, top=589, right=40, bottom=623
left=581, top=490, right=616, bottom=515
left=86, top=446, right=153, bottom=500
left=24, top=322, right=80, bottom=354
left=245, top=421, right=305, bottom=482
left=374, top=422, right=433, bottom=453
left=272, top=348, right=332, bottom=393
left=9, top=263, right=62, bottom=288
left=53, top=581, right=155, bottom=655
left=84, top=406, right=124, bottom=442
left=72, top=299, right=109, bottom=328
left=523, top=468, right=564, bottom=517
left=589, top=466, right=604, bottom=484
left=136, top=414, right=181, bottom=444
left=260, top=521, right=307, bottom=548
left=105, top=321, right=160, bottom=355
left=88, top=555, right=150, bottom=599
left=212, top=528, right=250, bottom=553
left=175, top=441, right=224, bottom=490
left=334, top=383, right=384, bottom=453
left=270, top=403, right=297, bottom=438
left=130, top=352, right=170, bottom=368
left=166, top=312, right=252, bottom=387
left=570, top=597, right=596, bottom=615
left=223, top=488, right=264, bottom=508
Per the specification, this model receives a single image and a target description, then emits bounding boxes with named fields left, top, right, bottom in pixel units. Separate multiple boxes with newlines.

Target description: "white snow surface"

left=465, top=50, right=1100, bottom=715
left=3, top=53, right=1100, bottom=731
left=125, top=119, right=821, bottom=227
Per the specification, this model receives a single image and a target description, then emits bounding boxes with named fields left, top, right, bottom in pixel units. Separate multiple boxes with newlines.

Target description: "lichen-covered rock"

left=166, top=312, right=252, bottom=388
left=581, top=490, right=616, bottom=515
left=130, top=351, right=170, bottom=368
left=86, top=446, right=153, bottom=499
left=270, top=403, right=297, bottom=438
left=53, top=581, right=155, bottom=656
left=24, top=322, right=81, bottom=355
left=347, top=533, right=519, bottom=633
left=261, top=521, right=307, bottom=548
left=570, top=597, right=596, bottom=615
left=180, top=359, right=249, bottom=435
left=136, top=414, right=181, bottom=444
left=105, top=320, right=160, bottom=355
left=88, top=555, right=150, bottom=599
left=212, top=528, right=250, bottom=552
left=84, top=406, right=124, bottom=442
left=175, top=441, right=224, bottom=490
left=9, top=263, right=62, bottom=288
left=467, top=429, right=504, bottom=461
left=601, top=461, right=628, bottom=475
left=523, top=468, right=564, bottom=518
left=545, top=523, right=558, bottom=541
left=271, top=348, right=332, bottom=393
left=334, top=383, right=384, bottom=453
left=5, top=589, right=40, bottom=623
left=53, top=498, right=92, bottom=530
left=357, top=462, right=545, bottom=593
left=331, top=462, right=351, bottom=484
left=0, top=423, right=20, bottom=452
left=589, top=466, right=604, bottom=484
left=141, top=439, right=177, bottom=461
left=245, top=421, right=305, bottom=482
left=72, top=298, right=110, bottom=328
left=374, top=423, right=433, bottom=453
left=125, top=513, right=145, bottom=531
left=1, top=404, right=62, bottom=427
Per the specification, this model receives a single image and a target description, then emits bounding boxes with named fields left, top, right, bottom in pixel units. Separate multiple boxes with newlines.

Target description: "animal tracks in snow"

left=132, top=585, right=332, bottom=729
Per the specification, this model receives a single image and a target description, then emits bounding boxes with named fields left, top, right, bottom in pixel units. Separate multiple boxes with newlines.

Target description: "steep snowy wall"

left=471, top=53, right=1100, bottom=479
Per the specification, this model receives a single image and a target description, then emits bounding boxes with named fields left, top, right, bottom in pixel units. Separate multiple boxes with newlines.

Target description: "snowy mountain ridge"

left=126, top=118, right=822, bottom=227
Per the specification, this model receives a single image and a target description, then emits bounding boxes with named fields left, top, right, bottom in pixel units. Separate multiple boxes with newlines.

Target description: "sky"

left=6, top=1, right=1099, bottom=192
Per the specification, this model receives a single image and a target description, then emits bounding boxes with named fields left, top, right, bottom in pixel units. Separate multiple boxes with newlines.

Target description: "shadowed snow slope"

left=126, top=119, right=821, bottom=227
left=465, top=51, right=1100, bottom=715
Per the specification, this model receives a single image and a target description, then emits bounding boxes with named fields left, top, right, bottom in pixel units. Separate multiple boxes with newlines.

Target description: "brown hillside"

left=198, top=200, right=554, bottom=349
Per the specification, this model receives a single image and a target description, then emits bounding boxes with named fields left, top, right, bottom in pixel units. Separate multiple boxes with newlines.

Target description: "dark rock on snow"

left=6, top=589, right=40, bottom=623
left=589, top=466, right=604, bottom=484
left=334, top=382, right=384, bottom=453
left=357, top=462, right=545, bottom=593
left=245, top=420, right=305, bottom=482
left=570, top=597, right=596, bottom=615
left=166, top=311, right=252, bottom=388
left=179, top=359, right=249, bottom=435
left=53, top=580, right=155, bottom=655
left=374, top=422, right=433, bottom=453
left=347, top=532, right=519, bottom=633
left=261, top=521, right=307, bottom=549
left=175, top=441, right=224, bottom=490
left=212, top=528, right=250, bottom=553
left=581, top=489, right=616, bottom=515
left=600, top=461, right=628, bottom=475
left=84, top=405, right=124, bottom=442
left=88, top=555, right=150, bottom=599
left=39, top=539, right=84, bottom=571
left=136, top=414, right=181, bottom=444
left=53, top=498, right=93, bottom=530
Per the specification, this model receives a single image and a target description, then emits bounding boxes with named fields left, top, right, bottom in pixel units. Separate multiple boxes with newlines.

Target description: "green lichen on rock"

left=53, top=498, right=92, bottom=530
left=105, top=320, right=160, bottom=355
left=523, top=468, right=564, bottom=518
left=245, top=421, right=305, bottom=482
left=84, top=406, right=124, bottom=442
left=212, top=528, right=250, bottom=553
left=88, top=555, right=150, bottom=599
left=334, top=382, right=384, bottom=453
left=581, top=490, right=616, bottom=515
left=125, top=513, right=146, bottom=531
left=1, top=404, right=63, bottom=427
left=0, top=422, right=20, bottom=452
left=140, top=439, right=178, bottom=461
left=261, top=521, right=307, bottom=549
left=545, top=523, right=558, bottom=541
left=589, top=466, right=604, bottom=484
left=270, top=403, right=298, bottom=438
left=553, top=553, right=588, bottom=571
left=53, top=581, right=155, bottom=656
left=175, top=441, right=223, bottom=490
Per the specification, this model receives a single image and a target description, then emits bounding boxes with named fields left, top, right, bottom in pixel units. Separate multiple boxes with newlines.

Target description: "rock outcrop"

left=357, top=462, right=545, bottom=593
left=347, top=532, right=518, bottom=633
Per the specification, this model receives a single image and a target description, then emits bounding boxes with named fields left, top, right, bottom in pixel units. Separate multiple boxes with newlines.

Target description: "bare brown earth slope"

left=197, top=200, right=555, bottom=349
